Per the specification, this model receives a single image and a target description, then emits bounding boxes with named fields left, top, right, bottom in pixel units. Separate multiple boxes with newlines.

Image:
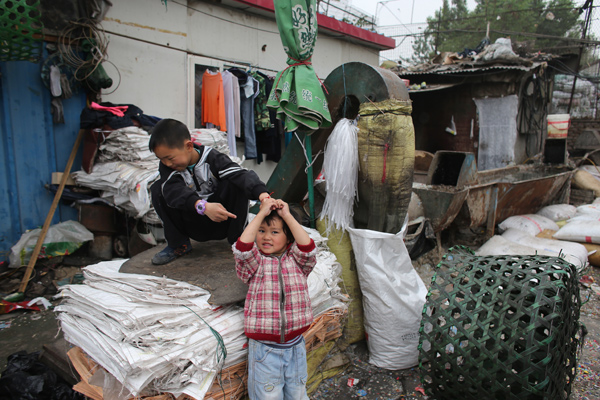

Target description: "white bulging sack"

left=348, top=227, right=427, bottom=370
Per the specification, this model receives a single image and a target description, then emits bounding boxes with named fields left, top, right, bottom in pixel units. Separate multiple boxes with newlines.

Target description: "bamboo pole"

left=17, top=129, right=85, bottom=294
left=305, top=131, right=316, bottom=229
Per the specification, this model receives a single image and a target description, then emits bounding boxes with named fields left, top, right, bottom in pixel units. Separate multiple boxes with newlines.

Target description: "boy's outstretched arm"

left=198, top=193, right=269, bottom=222
left=276, top=200, right=311, bottom=246
left=239, top=197, right=277, bottom=243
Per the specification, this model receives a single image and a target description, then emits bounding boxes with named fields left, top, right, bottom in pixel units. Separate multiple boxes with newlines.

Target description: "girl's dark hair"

left=263, top=210, right=294, bottom=243
left=148, top=118, right=191, bottom=151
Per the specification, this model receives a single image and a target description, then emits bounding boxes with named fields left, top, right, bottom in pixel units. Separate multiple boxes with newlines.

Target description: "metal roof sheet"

left=397, top=61, right=545, bottom=76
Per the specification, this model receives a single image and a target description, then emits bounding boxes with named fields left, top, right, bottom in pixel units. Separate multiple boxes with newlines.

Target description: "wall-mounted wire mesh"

left=0, top=0, right=43, bottom=62
left=419, top=246, right=584, bottom=400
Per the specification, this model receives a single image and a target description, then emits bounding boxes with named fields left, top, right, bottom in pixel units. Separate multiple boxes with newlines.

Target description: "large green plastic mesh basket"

left=419, top=246, right=583, bottom=400
left=0, top=0, right=43, bottom=62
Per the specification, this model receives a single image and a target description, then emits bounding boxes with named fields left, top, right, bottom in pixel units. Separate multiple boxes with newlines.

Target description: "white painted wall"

left=100, top=0, right=381, bottom=180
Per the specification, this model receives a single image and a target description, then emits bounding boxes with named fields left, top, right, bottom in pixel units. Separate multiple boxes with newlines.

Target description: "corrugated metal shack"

left=393, top=53, right=577, bottom=169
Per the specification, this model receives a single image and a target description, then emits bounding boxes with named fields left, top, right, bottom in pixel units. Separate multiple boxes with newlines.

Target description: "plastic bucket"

left=547, top=114, right=570, bottom=138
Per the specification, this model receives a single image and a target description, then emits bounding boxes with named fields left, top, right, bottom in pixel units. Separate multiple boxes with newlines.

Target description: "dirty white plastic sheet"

left=347, top=227, right=427, bottom=369
left=474, top=95, right=518, bottom=171
left=72, top=161, right=160, bottom=223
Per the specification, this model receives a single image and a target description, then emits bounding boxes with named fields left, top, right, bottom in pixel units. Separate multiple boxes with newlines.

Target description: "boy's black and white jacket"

left=156, top=144, right=268, bottom=211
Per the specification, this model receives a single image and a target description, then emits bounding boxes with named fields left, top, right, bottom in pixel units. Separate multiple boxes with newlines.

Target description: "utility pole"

left=435, top=16, right=441, bottom=54
left=568, top=0, right=593, bottom=113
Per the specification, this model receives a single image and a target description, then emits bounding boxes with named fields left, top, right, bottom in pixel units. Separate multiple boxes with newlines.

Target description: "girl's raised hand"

left=276, top=200, right=291, bottom=218
left=259, top=197, right=277, bottom=215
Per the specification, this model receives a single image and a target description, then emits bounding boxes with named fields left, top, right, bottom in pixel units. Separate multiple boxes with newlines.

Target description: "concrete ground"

left=0, top=248, right=599, bottom=399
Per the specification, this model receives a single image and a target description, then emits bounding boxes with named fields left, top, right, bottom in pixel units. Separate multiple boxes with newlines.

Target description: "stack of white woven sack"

left=72, top=127, right=160, bottom=223
left=56, top=226, right=347, bottom=400
left=476, top=200, right=600, bottom=271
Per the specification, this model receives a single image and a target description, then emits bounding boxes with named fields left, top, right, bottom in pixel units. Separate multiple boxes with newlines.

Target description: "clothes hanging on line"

left=252, top=71, right=282, bottom=164
left=228, top=67, right=259, bottom=160
left=222, top=70, right=240, bottom=158
left=197, top=67, right=283, bottom=162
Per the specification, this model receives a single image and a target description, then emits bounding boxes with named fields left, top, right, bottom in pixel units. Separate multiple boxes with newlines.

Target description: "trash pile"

left=56, top=227, right=347, bottom=400
left=72, top=127, right=235, bottom=225
left=9, top=220, right=94, bottom=268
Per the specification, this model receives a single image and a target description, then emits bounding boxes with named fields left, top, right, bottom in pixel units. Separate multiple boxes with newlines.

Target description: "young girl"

left=233, top=197, right=317, bottom=400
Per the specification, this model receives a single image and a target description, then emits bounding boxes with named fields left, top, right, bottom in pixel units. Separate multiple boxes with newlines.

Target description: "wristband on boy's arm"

left=195, top=199, right=207, bottom=215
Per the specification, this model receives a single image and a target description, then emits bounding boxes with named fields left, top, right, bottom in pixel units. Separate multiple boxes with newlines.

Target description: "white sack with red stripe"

left=553, top=211, right=600, bottom=245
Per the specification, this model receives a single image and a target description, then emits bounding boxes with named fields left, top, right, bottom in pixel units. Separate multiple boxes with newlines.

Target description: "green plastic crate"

left=0, top=0, right=43, bottom=62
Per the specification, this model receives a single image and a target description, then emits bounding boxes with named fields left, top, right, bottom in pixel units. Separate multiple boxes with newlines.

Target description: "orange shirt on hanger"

left=201, top=71, right=227, bottom=131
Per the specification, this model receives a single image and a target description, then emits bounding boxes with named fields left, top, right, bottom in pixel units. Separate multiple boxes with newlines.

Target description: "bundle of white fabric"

left=56, top=226, right=347, bottom=399
left=190, top=129, right=230, bottom=156
left=73, top=161, right=160, bottom=224
left=97, top=127, right=157, bottom=164
left=73, top=126, right=161, bottom=223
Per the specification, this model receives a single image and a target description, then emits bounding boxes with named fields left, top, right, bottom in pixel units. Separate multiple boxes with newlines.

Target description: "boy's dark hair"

left=149, top=118, right=191, bottom=151
left=264, top=210, right=294, bottom=244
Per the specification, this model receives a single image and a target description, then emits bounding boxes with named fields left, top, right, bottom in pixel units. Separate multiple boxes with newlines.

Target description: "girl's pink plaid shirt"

left=233, top=239, right=317, bottom=343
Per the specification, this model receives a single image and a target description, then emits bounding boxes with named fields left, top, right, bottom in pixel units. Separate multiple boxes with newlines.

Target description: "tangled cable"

left=57, top=20, right=110, bottom=82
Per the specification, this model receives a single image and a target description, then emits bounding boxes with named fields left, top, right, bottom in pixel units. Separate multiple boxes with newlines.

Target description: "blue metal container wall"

left=0, top=60, right=86, bottom=262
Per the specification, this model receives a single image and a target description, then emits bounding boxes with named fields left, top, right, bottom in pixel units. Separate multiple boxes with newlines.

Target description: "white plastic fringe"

left=319, top=118, right=359, bottom=234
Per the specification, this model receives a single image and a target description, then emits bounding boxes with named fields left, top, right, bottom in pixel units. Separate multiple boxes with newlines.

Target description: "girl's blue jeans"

left=247, top=337, right=309, bottom=400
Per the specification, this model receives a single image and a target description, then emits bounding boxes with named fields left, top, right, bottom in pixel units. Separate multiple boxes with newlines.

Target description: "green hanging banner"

left=267, top=0, right=332, bottom=132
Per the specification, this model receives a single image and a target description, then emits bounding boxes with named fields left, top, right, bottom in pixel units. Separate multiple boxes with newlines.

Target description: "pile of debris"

left=387, top=37, right=556, bottom=81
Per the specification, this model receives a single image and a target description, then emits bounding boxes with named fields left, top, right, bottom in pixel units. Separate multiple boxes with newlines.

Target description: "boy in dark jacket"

left=149, top=118, right=270, bottom=265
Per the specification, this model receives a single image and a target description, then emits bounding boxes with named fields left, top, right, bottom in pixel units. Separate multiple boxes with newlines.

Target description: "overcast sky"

left=351, top=0, right=478, bottom=26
